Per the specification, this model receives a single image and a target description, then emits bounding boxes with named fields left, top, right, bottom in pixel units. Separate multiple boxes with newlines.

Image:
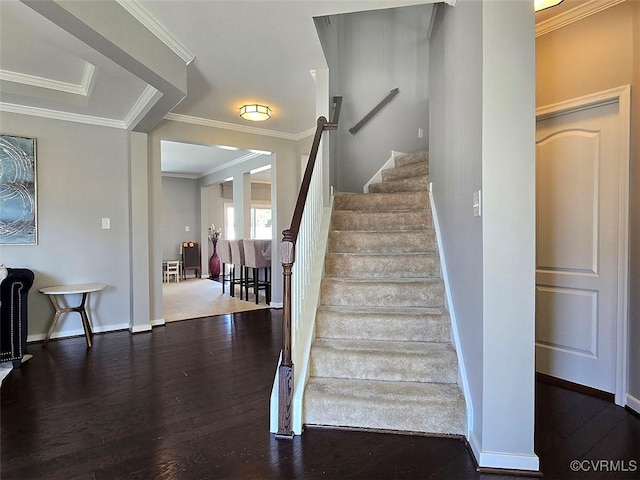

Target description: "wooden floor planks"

left=1, top=309, right=638, bottom=479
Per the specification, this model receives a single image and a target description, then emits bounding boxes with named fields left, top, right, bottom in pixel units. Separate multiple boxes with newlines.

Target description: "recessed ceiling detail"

left=0, top=61, right=95, bottom=96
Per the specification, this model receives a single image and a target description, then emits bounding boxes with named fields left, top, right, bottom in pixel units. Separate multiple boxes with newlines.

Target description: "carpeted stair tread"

left=332, top=210, right=431, bottom=231
left=393, top=150, right=429, bottom=168
left=369, top=175, right=429, bottom=193
left=310, top=338, right=458, bottom=383
left=304, top=377, right=465, bottom=435
left=316, top=306, right=450, bottom=342
left=328, top=230, right=436, bottom=253
left=334, top=191, right=428, bottom=212
left=325, top=252, right=441, bottom=278
left=321, top=277, right=445, bottom=308
left=304, top=149, right=466, bottom=437
left=381, top=161, right=429, bottom=182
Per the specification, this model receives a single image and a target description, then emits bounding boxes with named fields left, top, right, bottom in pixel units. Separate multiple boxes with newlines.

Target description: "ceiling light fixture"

left=534, top=0, right=563, bottom=12
left=240, top=104, right=271, bottom=121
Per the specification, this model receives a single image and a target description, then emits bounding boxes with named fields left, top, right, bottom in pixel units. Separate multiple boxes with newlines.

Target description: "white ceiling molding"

left=123, top=85, right=160, bottom=129
left=0, top=62, right=95, bottom=96
left=114, top=0, right=195, bottom=65
left=536, top=0, right=626, bottom=37
left=0, top=101, right=125, bottom=128
left=164, top=112, right=316, bottom=141
left=200, top=152, right=263, bottom=178
left=161, top=173, right=199, bottom=179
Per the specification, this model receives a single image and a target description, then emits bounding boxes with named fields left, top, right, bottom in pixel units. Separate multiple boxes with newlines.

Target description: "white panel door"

left=535, top=100, right=620, bottom=393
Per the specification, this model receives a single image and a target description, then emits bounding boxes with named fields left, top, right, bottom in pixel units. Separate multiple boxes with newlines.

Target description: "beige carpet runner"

left=303, top=151, right=466, bottom=435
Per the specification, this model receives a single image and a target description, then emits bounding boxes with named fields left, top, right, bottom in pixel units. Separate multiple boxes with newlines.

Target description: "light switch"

left=185, top=226, right=190, bottom=232
left=473, top=190, right=482, bottom=217
left=102, top=218, right=111, bottom=229
left=418, top=127, right=424, bottom=139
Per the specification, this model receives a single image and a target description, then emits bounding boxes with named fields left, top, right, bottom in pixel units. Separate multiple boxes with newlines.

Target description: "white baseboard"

left=269, top=302, right=283, bottom=308
left=363, top=151, right=404, bottom=193
left=470, top=430, right=539, bottom=471
left=130, top=324, right=152, bottom=333
left=627, top=393, right=640, bottom=414
left=150, top=318, right=165, bottom=327
left=429, top=182, right=474, bottom=438
left=27, top=323, right=130, bottom=343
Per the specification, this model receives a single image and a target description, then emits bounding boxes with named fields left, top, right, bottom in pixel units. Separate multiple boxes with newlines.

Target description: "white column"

left=233, top=173, right=252, bottom=238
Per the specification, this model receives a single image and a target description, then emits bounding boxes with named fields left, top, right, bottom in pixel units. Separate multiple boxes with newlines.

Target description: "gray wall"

left=536, top=0, right=640, bottom=405
left=430, top=0, right=537, bottom=468
left=149, top=119, right=303, bottom=312
left=429, top=0, right=484, bottom=448
left=161, top=176, right=200, bottom=262
left=0, top=112, right=132, bottom=339
left=317, top=4, right=431, bottom=193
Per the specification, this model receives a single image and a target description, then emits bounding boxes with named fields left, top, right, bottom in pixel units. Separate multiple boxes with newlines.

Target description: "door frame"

left=535, top=85, right=631, bottom=407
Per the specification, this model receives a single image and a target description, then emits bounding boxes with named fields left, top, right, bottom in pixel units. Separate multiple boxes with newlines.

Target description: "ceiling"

left=0, top=0, right=604, bottom=177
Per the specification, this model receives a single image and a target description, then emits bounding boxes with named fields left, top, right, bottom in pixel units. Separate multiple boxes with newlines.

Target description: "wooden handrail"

left=276, top=96, right=342, bottom=439
left=348, top=88, right=399, bottom=135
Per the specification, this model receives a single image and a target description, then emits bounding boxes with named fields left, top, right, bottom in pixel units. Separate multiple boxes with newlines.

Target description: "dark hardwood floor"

left=2, top=310, right=638, bottom=479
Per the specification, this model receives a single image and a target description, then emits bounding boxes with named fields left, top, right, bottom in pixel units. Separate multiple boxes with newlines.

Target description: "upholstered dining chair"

left=229, top=240, right=246, bottom=300
left=217, top=239, right=232, bottom=293
left=242, top=239, right=271, bottom=304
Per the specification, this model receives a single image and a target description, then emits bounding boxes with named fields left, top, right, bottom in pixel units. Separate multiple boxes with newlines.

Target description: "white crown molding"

left=164, top=112, right=315, bottom=141
left=0, top=101, right=125, bottom=129
left=200, top=152, right=262, bottom=178
left=123, top=85, right=160, bottom=129
left=115, top=0, right=195, bottom=65
left=536, top=0, right=626, bottom=37
left=161, top=172, right=199, bottom=179
left=0, top=62, right=96, bottom=96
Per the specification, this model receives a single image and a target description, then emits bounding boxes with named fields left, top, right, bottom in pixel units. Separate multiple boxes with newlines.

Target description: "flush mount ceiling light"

left=534, top=0, right=563, bottom=12
left=240, top=104, right=271, bottom=121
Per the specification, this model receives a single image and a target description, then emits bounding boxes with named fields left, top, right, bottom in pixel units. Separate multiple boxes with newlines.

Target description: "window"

left=224, top=204, right=272, bottom=240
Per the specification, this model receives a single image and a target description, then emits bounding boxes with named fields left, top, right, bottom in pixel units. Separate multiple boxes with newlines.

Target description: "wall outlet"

left=102, top=218, right=111, bottom=229
left=185, top=226, right=190, bottom=232
left=473, top=190, right=482, bottom=217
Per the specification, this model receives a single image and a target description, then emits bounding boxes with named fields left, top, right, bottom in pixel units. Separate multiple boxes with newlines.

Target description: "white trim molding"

left=536, top=0, right=626, bottom=37
left=626, top=394, right=640, bottom=415
left=123, top=85, right=160, bottom=129
left=130, top=324, right=152, bottom=333
left=429, top=182, right=474, bottom=441
left=150, top=318, right=165, bottom=327
left=164, top=112, right=315, bottom=141
left=115, top=0, right=195, bottom=65
left=27, top=323, right=130, bottom=343
left=536, top=85, right=631, bottom=408
left=0, top=101, right=125, bottom=129
left=0, top=62, right=96, bottom=96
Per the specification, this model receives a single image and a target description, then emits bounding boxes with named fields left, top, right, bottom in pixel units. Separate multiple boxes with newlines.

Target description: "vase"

left=209, top=239, right=221, bottom=280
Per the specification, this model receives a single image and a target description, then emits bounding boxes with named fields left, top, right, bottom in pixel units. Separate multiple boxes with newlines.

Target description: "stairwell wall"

left=315, top=5, right=431, bottom=193
left=429, top=0, right=538, bottom=471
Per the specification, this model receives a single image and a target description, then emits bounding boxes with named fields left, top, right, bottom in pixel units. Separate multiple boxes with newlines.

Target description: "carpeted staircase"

left=303, top=151, right=466, bottom=436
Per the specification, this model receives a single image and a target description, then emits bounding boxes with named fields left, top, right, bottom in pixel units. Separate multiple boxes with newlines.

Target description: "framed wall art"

left=0, top=134, right=37, bottom=245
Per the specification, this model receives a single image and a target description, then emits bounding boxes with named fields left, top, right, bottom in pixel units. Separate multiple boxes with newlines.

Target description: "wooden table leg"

left=42, top=293, right=94, bottom=348
left=42, top=295, right=63, bottom=347
left=78, top=292, right=93, bottom=347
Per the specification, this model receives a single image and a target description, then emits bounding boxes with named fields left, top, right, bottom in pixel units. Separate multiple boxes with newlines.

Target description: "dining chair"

left=164, top=260, right=181, bottom=283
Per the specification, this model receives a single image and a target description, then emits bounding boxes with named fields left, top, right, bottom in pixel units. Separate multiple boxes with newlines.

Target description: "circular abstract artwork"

left=0, top=135, right=37, bottom=244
